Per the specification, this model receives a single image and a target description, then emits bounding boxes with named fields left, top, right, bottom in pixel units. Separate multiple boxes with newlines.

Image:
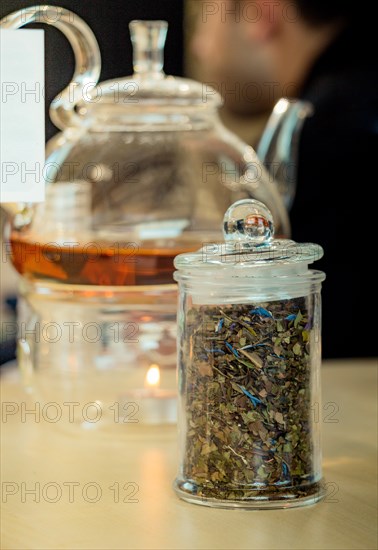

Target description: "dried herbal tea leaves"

left=180, top=297, right=316, bottom=501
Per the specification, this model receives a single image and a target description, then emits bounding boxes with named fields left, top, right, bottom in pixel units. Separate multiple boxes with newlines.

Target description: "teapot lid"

left=174, top=199, right=324, bottom=274
left=78, top=20, right=221, bottom=114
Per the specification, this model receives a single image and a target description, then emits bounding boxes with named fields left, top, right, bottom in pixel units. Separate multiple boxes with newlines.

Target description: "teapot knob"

left=129, top=20, right=168, bottom=77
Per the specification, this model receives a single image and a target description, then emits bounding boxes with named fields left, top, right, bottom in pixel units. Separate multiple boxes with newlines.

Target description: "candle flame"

left=145, top=364, right=160, bottom=388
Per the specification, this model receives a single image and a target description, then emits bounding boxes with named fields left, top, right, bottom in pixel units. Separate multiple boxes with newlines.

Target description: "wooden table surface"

left=1, top=359, right=377, bottom=550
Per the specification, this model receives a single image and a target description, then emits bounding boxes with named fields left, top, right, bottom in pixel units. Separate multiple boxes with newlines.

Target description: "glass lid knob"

left=129, top=20, right=168, bottom=76
left=223, top=199, right=274, bottom=244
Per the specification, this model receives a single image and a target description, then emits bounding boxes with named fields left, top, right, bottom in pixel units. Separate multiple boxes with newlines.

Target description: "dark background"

left=0, top=0, right=185, bottom=139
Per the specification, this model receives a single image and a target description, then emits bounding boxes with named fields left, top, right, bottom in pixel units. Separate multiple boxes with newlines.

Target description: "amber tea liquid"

left=9, top=234, right=201, bottom=286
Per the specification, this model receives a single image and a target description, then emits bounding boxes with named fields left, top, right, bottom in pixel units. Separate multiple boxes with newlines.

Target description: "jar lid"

left=174, top=199, right=323, bottom=273
left=78, top=20, right=221, bottom=115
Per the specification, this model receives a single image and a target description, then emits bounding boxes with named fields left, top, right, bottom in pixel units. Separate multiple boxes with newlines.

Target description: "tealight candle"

left=119, top=364, right=177, bottom=425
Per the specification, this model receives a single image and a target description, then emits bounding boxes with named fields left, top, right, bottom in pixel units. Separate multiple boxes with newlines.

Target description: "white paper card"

left=0, top=29, right=45, bottom=203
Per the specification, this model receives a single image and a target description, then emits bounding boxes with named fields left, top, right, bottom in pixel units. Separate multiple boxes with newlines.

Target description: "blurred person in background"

left=188, top=0, right=377, bottom=358
left=186, top=0, right=280, bottom=146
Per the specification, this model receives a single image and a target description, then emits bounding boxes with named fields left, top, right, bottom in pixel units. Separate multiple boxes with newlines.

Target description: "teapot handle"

left=0, top=5, right=101, bottom=130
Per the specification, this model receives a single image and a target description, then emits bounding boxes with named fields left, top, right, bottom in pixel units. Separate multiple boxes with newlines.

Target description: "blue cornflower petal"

left=250, top=307, right=273, bottom=318
left=239, top=386, right=263, bottom=406
left=205, top=347, right=225, bottom=354
left=286, top=314, right=297, bottom=321
left=225, top=341, right=239, bottom=357
left=216, top=318, right=224, bottom=333
left=241, top=343, right=268, bottom=350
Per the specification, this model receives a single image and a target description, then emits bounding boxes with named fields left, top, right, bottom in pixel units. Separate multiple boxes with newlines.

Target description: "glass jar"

left=174, top=200, right=326, bottom=508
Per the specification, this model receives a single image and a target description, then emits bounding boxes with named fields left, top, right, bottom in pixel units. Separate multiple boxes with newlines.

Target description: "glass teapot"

left=2, top=5, right=289, bottom=280
left=1, top=5, right=289, bottom=428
